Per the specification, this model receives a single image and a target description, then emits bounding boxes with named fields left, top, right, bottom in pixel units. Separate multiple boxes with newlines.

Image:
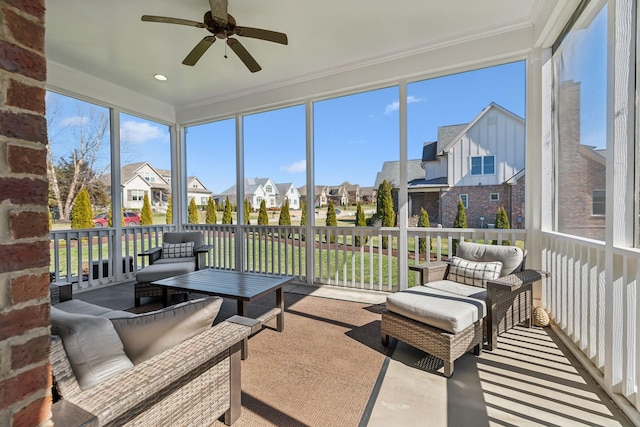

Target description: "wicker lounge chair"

left=134, top=231, right=211, bottom=306
left=382, top=242, right=545, bottom=377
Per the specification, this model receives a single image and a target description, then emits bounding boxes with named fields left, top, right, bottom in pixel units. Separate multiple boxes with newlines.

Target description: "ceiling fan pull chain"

left=224, top=42, right=228, bottom=59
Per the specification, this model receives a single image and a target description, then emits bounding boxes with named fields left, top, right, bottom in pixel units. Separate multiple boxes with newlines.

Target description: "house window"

left=256, top=197, right=263, bottom=205
left=459, top=194, right=468, bottom=209
left=265, top=185, right=273, bottom=193
left=201, top=197, right=208, bottom=205
left=471, top=155, right=495, bottom=175
left=490, top=193, right=499, bottom=201
left=141, top=172, right=155, bottom=182
left=592, top=190, right=605, bottom=216
left=128, top=189, right=145, bottom=201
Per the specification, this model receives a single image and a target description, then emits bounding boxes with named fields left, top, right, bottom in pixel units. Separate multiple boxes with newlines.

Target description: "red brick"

left=12, top=395, right=52, bottom=427
left=0, top=241, right=50, bottom=275
left=7, top=144, right=47, bottom=175
left=0, top=364, right=50, bottom=410
left=0, top=303, right=49, bottom=342
left=10, top=272, right=49, bottom=304
left=6, top=80, right=45, bottom=114
left=4, top=7, right=44, bottom=52
left=0, top=177, right=48, bottom=205
left=10, top=211, right=49, bottom=239
left=4, top=0, right=45, bottom=20
left=0, top=110, right=47, bottom=143
left=12, top=335, right=49, bottom=370
left=0, top=40, right=46, bottom=81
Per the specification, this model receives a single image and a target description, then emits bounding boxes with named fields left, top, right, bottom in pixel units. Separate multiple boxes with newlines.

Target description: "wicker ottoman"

left=381, top=286, right=486, bottom=377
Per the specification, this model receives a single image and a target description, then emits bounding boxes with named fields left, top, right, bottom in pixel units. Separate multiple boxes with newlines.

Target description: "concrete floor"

left=73, top=282, right=633, bottom=427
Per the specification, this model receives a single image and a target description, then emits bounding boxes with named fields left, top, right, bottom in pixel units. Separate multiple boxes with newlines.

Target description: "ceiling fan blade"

left=209, top=0, right=228, bottom=25
left=182, top=36, right=216, bottom=66
left=227, top=38, right=261, bottom=73
left=234, top=26, right=288, bottom=45
left=141, top=15, right=204, bottom=28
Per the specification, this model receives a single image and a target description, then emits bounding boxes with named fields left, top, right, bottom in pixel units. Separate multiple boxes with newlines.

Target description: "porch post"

left=305, top=99, right=315, bottom=285
left=235, top=114, right=245, bottom=272
left=173, top=125, right=186, bottom=228
left=398, top=82, right=408, bottom=290
left=109, top=108, right=124, bottom=280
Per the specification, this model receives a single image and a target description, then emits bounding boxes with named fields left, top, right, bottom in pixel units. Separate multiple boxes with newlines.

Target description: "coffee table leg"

left=276, top=287, right=284, bottom=332
left=238, top=300, right=249, bottom=360
left=162, top=288, right=170, bottom=308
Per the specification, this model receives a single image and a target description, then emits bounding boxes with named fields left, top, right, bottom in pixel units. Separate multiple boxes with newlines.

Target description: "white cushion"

left=51, top=307, right=134, bottom=390
left=386, top=286, right=486, bottom=334
left=447, top=256, right=502, bottom=287
left=135, top=261, right=195, bottom=283
left=110, top=297, right=223, bottom=364
left=424, top=279, right=487, bottom=300
left=161, top=241, right=194, bottom=259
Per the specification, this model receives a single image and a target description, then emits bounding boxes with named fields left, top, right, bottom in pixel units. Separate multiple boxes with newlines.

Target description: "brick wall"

left=441, top=184, right=522, bottom=228
left=0, top=1, right=51, bottom=426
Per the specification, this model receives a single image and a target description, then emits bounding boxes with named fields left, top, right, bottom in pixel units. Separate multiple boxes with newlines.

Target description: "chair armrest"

left=194, top=244, right=212, bottom=254
left=409, top=261, right=450, bottom=284
left=138, top=247, right=162, bottom=264
left=65, top=320, right=252, bottom=425
left=486, top=269, right=548, bottom=291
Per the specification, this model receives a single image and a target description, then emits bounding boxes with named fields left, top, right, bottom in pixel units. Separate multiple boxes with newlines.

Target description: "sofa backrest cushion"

left=110, top=297, right=223, bottom=365
left=455, top=241, right=524, bottom=276
left=447, top=256, right=503, bottom=288
left=51, top=307, right=134, bottom=390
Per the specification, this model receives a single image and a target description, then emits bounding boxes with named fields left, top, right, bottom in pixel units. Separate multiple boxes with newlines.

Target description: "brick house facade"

left=0, top=1, right=52, bottom=425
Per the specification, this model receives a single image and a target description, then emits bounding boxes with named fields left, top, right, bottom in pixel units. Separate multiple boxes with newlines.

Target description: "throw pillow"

left=51, top=307, right=134, bottom=390
left=110, top=297, right=223, bottom=364
left=161, top=241, right=195, bottom=259
left=447, top=256, right=503, bottom=287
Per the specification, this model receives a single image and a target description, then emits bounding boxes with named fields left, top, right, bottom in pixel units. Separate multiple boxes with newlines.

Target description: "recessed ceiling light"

left=154, top=74, right=168, bottom=81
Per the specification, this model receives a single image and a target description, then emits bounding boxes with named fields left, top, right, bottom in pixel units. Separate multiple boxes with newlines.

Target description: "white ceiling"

left=45, top=0, right=571, bottom=119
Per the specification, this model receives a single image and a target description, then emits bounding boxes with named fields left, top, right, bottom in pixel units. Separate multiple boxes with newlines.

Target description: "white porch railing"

left=52, top=224, right=527, bottom=293
left=542, top=231, right=639, bottom=417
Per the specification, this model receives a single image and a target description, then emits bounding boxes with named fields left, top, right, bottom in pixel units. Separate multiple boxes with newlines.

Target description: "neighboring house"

left=340, top=182, right=361, bottom=204
left=298, top=185, right=329, bottom=207
left=114, top=162, right=171, bottom=212
left=187, top=176, right=214, bottom=207
left=327, top=185, right=349, bottom=206
left=105, top=162, right=212, bottom=213
left=375, top=103, right=527, bottom=228
left=374, top=159, right=425, bottom=217
left=276, top=183, right=301, bottom=209
left=359, top=187, right=376, bottom=204
left=219, top=177, right=292, bottom=210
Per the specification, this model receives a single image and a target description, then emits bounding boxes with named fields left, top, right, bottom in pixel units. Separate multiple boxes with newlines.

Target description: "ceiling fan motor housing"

left=204, top=11, right=236, bottom=39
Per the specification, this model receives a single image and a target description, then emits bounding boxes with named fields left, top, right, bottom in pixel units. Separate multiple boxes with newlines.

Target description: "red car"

left=93, top=212, right=140, bottom=227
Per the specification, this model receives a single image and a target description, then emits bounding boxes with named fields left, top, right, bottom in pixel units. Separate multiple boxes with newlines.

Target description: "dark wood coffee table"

left=152, top=269, right=294, bottom=358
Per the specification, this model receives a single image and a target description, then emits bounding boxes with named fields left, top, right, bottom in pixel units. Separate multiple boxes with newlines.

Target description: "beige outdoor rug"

left=131, top=293, right=388, bottom=426
left=213, top=293, right=387, bottom=427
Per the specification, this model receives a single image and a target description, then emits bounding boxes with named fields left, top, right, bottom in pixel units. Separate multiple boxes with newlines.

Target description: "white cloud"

left=384, top=95, right=423, bottom=115
left=348, top=139, right=366, bottom=145
left=60, top=116, right=88, bottom=127
left=121, top=121, right=167, bottom=144
left=281, top=160, right=306, bottom=173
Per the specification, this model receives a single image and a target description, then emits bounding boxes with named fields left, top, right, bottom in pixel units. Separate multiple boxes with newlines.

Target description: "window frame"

left=459, top=194, right=468, bottom=209
left=470, top=155, right=496, bottom=176
left=490, top=192, right=500, bottom=202
left=592, top=189, right=605, bottom=216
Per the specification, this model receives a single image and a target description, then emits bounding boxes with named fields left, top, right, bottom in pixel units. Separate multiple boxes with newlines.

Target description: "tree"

left=107, top=203, right=124, bottom=227
left=300, top=199, right=307, bottom=240
left=376, top=180, right=395, bottom=248
left=46, top=97, right=110, bottom=221
left=257, top=200, right=269, bottom=226
left=418, top=207, right=431, bottom=255
left=141, top=194, right=153, bottom=225
left=244, top=199, right=251, bottom=225
left=206, top=197, right=217, bottom=224
left=188, top=198, right=199, bottom=223
left=70, top=188, right=93, bottom=229
left=165, top=195, right=173, bottom=224
left=452, top=198, right=467, bottom=254
left=279, top=199, right=291, bottom=226
left=354, top=202, right=367, bottom=247
left=494, top=206, right=511, bottom=245
left=222, top=197, right=233, bottom=224
left=326, top=200, right=337, bottom=242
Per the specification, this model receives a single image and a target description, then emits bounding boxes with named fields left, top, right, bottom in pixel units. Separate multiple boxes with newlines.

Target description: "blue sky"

left=48, top=61, right=528, bottom=194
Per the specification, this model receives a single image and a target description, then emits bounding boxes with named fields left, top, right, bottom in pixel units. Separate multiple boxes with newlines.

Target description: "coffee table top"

left=152, top=269, right=294, bottom=301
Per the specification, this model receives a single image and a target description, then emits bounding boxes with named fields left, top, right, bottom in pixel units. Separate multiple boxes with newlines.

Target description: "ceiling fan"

left=141, top=0, right=288, bottom=73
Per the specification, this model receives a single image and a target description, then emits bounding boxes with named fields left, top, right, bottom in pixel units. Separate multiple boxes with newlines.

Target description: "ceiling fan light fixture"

left=153, top=74, right=168, bottom=81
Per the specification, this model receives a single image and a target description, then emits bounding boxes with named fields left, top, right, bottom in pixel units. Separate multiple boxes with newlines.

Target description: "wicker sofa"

left=51, top=298, right=256, bottom=426
left=382, top=242, right=544, bottom=377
